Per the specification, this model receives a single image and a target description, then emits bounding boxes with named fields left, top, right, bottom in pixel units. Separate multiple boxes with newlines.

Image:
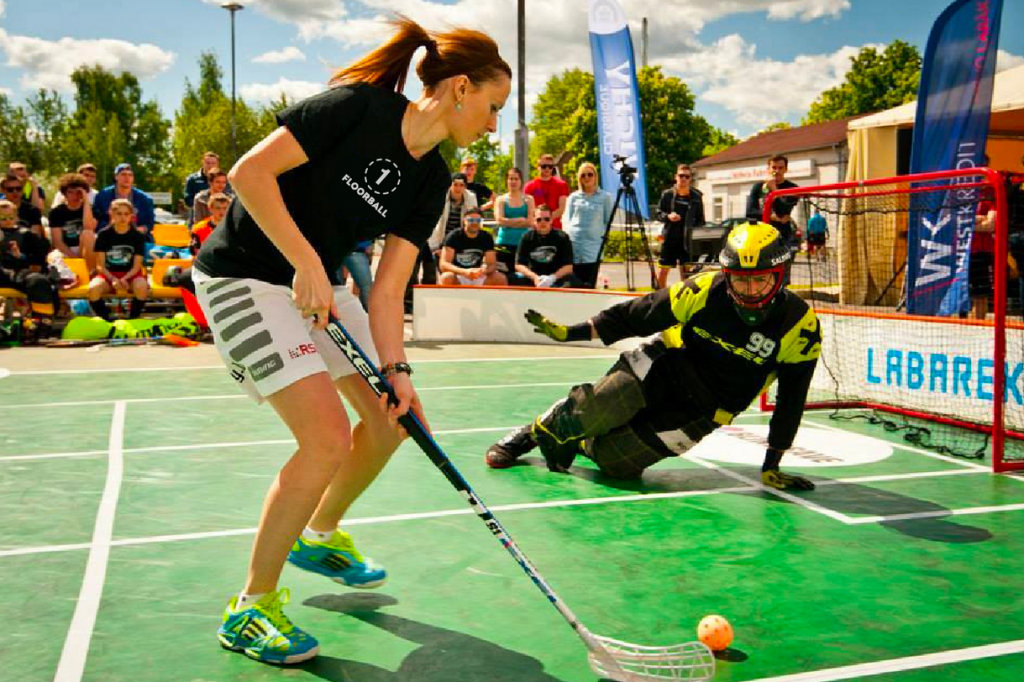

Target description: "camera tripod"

left=595, top=158, right=657, bottom=291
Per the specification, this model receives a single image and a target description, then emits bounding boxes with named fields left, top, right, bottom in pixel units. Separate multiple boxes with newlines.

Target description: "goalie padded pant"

left=535, top=343, right=729, bottom=478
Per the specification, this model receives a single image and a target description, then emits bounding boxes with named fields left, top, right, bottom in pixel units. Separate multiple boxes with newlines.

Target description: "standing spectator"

left=6, top=162, right=45, bottom=212
left=412, top=172, right=477, bottom=300
left=49, top=172, right=98, bottom=270
left=806, top=209, right=829, bottom=262
left=52, top=163, right=100, bottom=207
left=93, top=163, right=156, bottom=238
left=192, top=168, right=233, bottom=225
left=515, top=204, right=583, bottom=288
left=339, top=240, right=375, bottom=311
left=460, top=156, right=494, bottom=211
left=656, top=163, right=705, bottom=289
left=89, top=199, right=149, bottom=319
left=746, top=154, right=799, bottom=245
left=493, top=167, right=535, bottom=279
left=439, top=206, right=506, bottom=286
left=184, top=151, right=221, bottom=223
left=563, top=162, right=614, bottom=288
left=0, top=199, right=57, bottom=337
left=969, top=195, right=996, bottom=320
left=524, top=153, right=570, bottom=229
left=0, top=173, right=44, bottom=237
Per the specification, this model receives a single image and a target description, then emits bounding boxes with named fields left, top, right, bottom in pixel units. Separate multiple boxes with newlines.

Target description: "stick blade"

left=588, top=636, right=715, bottom=682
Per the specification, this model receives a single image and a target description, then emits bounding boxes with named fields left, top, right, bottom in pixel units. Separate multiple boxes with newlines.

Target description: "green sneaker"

left=287, top=529, right=387, bottom=588
left=217, top=588, right=319, bottom=664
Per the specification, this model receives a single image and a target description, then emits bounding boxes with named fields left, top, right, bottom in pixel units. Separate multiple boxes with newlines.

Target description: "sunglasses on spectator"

left=536, top=216, right=552, bottom=222
left=466, top=217, right=483, bottom=224
left=580, top=172, right=595, bottom=178
left=3, top=185, right=23, bottom=192
left=539, top=163, right=555, bottom=170
left=677, top=173, right=692, bottom=179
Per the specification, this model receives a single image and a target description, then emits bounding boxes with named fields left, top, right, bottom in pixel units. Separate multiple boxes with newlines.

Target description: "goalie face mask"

left=719, top=221, right=791, bottom=325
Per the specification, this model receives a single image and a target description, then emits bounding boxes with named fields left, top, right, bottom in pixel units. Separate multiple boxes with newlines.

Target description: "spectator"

left=0, top=173, right=44, bottom=238
left=745, top=154, right=799, bottom=245
left=563, top=161, right=614, bottom=288
left=7, top=162, right=45, bottom=212
left=460, top=156, right=494, bottom=211
left=493, top=166, right=535, bottom=279
left=515, top=204, right=583, bottom=288
left=52, top=163, right=100, bottom=207
left=48, top=172, right=98, bottom=270
left=93, top=163, right=156, bottom=238
left=0, top=199, right=57, bottom=338
left=413, top=172, right=478, bottom=297
left=338, top=240, right=375, bottom=312
left=89, top=198, right=149, bottom=319
left=806, top=209, right=829, bottom=262
left=970, top=194, right=996, bottom=320
left=192, top=168, right=233, bottom=225
left=524, top=153, right=570, bottom=229
left=439, top=206, right=506, bottom=286
left=655, top=163, right=705, bottom=289
left=183, top=151, right=221, bottom=222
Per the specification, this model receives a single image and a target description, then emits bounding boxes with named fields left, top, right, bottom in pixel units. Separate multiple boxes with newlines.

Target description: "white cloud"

left=997, top=50, right=1024, bottom=73
left=0, top=32, right=174, bottom=92
left=253, top=46, right=306, bottom=64
left=240, top=77, right=325, bottom=103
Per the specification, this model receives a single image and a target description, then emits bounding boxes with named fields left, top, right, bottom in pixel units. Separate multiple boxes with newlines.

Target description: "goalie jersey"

left=590, top=271, right=821, bottom=451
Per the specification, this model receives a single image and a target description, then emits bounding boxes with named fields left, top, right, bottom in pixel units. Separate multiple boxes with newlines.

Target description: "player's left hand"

left=762, top=468, right=815, bottom=491
left=525, top=308, right=569, bottom=341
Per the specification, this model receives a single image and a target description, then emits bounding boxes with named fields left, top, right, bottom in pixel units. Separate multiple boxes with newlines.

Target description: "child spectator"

left=438, top=207, right=506, bottom=286
left=0, top=199, right=57, bottom=338
left=806, top=209, right=829, bottom=262
left=191, top=168, right=233, bottom=225
left=515, top=204, right=584, bottom=288
left=89, top=198, right=149, bottom=319
left=49, top=172, right=98, bottom=270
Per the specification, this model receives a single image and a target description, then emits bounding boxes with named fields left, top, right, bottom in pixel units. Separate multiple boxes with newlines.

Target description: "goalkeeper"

left=486, top=221, right=821, bottom=490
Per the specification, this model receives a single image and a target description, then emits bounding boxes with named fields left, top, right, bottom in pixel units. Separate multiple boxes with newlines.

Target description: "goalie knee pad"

left=588, top=424, right=675, bottom=479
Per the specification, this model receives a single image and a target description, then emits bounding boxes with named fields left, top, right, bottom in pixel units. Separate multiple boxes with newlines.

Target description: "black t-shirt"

left=467, top=181, right=493, bottom=204
left=443, top=228, right=494, bottom=270
left=95, top=227, right=146, bottom=273
left=196, top=83, right=451, bottom=285
left=1, top=226, right=49, bottom=271
left=516, top=229, right=574, bottom=276
left=15, top=202, right=42, bottom=230
left=49, top=204, right=86, bottom=247
left=445, top=198, right=464, bottom=238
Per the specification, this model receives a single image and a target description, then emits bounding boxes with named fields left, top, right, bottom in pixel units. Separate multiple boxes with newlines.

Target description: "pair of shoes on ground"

left=217, top=529, right=386, bottom=665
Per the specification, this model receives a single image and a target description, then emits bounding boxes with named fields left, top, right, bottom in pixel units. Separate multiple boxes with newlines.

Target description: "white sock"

left=302, top=527, right=335, bottom=542
left=237, top=592, right=266, bottom=609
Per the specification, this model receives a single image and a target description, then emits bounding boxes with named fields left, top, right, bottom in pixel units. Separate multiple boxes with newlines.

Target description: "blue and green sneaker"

left=287, top=529, right=387, bottom=588
left=217, top=588, right=319, bottom=664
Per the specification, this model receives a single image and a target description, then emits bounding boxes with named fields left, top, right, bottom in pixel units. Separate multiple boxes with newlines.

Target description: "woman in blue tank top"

left=494, top=167, right=535, bottom=247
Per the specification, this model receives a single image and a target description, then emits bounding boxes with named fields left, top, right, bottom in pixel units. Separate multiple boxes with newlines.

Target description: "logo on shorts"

left=250, top=353, right=284, bottom=381
left=288, top=343, right=318, bottom=360
left=229, top=362, right=246, bottom=383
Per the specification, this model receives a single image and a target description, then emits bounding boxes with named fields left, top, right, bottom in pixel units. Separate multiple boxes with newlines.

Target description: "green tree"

left=0, top=93, right=39, bottom=171
left=760, top=122, right=792, bottom=133
left=804, top=41, right=921, bottom=124
left=26, top=89, right=71, bottom=173
left=702, top=127, right=739, bottom=158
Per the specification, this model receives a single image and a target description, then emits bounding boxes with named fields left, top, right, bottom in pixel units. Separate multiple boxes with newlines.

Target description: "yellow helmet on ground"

left=718, top=221, right=791, bottom=325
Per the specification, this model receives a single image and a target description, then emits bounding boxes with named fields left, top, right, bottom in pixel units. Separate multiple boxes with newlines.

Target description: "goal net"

left=759, top=168, right=1023, bottom=472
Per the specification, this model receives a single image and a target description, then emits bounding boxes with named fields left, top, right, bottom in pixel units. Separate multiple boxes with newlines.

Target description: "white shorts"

left=456, top=274, right=487, bottom=286
left=194, top=272, right=378, bottom=404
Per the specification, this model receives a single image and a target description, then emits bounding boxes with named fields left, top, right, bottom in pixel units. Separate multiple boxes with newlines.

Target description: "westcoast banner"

left=906, top=0, right=1003, bottom=316
left=587, top=0, right=650, bottom=219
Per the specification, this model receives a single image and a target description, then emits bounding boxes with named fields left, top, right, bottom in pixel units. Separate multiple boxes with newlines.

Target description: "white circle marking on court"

left=691, top=424, right=893, bottom=467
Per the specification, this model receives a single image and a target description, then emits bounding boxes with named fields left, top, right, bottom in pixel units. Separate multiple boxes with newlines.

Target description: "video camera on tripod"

left=612, top=154, right=637, bottom=186
left=595, top=154, right=657, bottom=290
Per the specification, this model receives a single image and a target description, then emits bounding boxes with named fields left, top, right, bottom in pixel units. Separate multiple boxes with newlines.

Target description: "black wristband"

left=762, top=448, right=783, bottom=472
left=381, top=362, right=413, bottom=378
left=564, top=322, right=592, bottom=342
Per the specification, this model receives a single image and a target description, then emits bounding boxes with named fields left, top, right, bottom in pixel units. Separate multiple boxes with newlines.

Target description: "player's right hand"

left=292, top=264, right=337, bottom=330
left=525, top=309, right=569, bottom=342
left=381, top=372, right=431, bottom=436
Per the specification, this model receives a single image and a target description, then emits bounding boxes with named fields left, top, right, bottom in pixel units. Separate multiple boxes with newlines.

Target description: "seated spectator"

left=563, top=161, right=614, bottom=288
left=461, top=156, right=494, bottom=211
left=191, top=168, right=233, bottom=225
left=49, top=172, right=98, bottom=270
left=7, top=162, right=45, bottom=212
left=439, top=207, right=507, bottom=287
left=89, top=199, right=149, bottom=319
left=163, top=192, right=234, bottom=297
left=93, top=163, right=156, bottom=239
left=0, top=199, right=57, bottom=338
left=52, top=163, right=100, bottom=207
left=493, top=167, right=535, bottom=277
left=408, top=172, right=478, bottom=310
left=514, top=204, right=584, bottom=288
left=1, top=173, right=44, bottom=238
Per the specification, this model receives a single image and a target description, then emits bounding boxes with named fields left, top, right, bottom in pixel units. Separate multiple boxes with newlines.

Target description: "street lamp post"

left=221, top=2, right=244, bottom=161
left=514, top=0, right=529, bottom=180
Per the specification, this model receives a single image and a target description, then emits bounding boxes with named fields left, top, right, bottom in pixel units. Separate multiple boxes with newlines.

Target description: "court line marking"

left=0, top=467, right=1014, bottom=561
left=52, top=401, right=126, bottom=682
left=745, top=637, right=1024, bottom=682
left=847, top=502, right=1024, bottom=525
left=5, top=354, right=617, bottom=377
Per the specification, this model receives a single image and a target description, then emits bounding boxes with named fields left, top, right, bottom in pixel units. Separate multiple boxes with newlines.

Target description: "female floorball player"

left=194, top=17, right=510, bottom=664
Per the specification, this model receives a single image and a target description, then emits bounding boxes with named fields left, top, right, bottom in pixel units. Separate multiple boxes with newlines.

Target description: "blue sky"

left=1, top=0, right=1021, bottom=143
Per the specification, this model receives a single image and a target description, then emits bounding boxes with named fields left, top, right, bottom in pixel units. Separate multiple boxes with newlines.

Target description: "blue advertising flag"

left=906, top=0, right=1003, bottom=316
left=587, top=0, right=649, bottom=219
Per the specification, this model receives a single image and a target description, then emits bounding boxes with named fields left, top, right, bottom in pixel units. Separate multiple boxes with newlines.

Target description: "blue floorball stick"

left=324, top=315, right=715, bottom=682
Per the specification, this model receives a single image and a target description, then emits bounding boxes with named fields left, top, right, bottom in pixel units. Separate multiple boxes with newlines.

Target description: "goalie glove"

left=524, top=309, right=590, bottom=343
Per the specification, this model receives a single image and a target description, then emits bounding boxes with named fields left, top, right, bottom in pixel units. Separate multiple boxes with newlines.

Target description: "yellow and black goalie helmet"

left=718, top=221, right=791, bottom=324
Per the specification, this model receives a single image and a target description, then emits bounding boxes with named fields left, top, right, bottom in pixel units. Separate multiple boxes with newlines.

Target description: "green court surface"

left=2, top=345, right=1024, bottom=682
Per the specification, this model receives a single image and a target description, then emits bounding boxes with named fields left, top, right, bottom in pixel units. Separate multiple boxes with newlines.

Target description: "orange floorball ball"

left=697, top=614, right=734, bottom=651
